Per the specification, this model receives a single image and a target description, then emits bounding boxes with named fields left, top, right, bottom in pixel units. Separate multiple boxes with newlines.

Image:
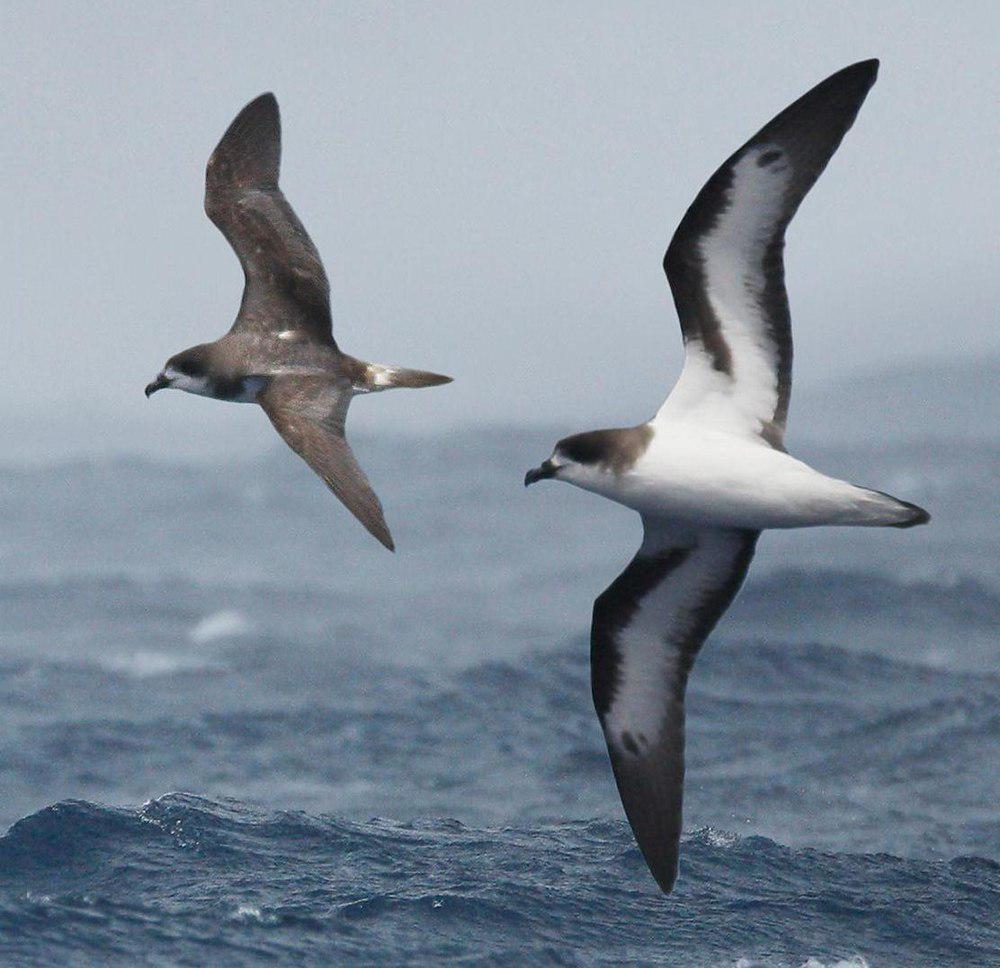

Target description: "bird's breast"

left=569, top=428, right=847, bottom=529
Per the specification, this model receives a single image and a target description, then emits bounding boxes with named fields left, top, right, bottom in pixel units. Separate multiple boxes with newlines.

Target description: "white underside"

left=560, top=423, right=909, bottom=529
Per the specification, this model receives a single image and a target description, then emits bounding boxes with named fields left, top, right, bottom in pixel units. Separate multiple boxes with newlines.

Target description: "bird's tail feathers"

left=854, top=488, right=931, bottom=528
left=364, top=363, right=453, bottom=391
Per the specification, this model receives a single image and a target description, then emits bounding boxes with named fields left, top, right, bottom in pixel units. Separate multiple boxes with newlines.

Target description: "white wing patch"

left=598, top=526, right=757, bottom=752
left=590, top=522, right=757, bottom=893
left=657, top=146, right=792, bottom=438
left=602, top=576, right=689, bottom=749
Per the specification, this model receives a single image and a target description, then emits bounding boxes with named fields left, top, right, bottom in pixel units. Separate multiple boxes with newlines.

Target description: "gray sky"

left=2, top=1, right=997, bottom=461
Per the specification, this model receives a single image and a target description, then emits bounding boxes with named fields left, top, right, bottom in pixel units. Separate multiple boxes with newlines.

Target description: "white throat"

left=165, top=368, right=213, bottom=398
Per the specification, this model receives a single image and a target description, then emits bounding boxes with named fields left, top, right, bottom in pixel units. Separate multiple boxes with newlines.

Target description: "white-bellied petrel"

left=525, top=59, right=928, bottom=893
left=146, top=94, right=451, bottom=551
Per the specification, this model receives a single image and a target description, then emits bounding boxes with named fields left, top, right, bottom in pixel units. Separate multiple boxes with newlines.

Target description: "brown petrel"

left=524, top=60, right=929, bottom=893
left=145, top=93, right=451, bottom=551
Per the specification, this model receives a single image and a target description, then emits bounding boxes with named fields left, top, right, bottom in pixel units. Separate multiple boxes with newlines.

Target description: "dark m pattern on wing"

left=590, top=529, right=759, bottom=893
left=662, top=60, right=879, bottom=447
left=591, top=531, right=759, bottom=720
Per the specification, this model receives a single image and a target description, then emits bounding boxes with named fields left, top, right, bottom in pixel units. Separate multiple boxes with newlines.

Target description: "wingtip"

left=367, top=520, right=396, bottom=551
left=360, top=516, right=396, bottom=551
left=835, top=58, right=880, bottom=90
left=856, top=58, right=879, bottom=87
left=244, top=91, right=279, bottom=115
left=372, top=520, right=396, bottom=551
left=651, top=867, right=679, bottom=895
left=207, top=91, right=281, bottom=192
left=641, top=838, right=681, bottom=895
left=849, top=57, right=880, bottom=75
left=227, top=92, right=280, bottom=133
left=799, top=59, right=880, bottom=112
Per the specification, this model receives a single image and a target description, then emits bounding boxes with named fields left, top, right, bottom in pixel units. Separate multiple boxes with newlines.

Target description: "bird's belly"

left=588, top=436, right=860, bottom=529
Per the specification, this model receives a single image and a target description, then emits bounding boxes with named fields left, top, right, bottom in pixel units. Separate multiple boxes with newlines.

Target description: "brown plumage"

left=145, top=93, right=451, bottom=550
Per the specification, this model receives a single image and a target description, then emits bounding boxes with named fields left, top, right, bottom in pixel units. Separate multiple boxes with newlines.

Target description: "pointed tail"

left=859, top=488, right=931, bottom=528
left=886, top=497, right=931, bottom=529
left=366, top=363, right=453, bottom=391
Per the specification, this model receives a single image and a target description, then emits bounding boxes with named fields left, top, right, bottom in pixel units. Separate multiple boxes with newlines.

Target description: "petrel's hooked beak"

left=144, top=373, right=169, bottom=397
left=524, top=459, right=558, bottom=487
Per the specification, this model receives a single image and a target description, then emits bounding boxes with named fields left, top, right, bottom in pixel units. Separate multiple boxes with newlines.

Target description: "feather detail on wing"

left=258, top=378, right=394, bottom=550
left=205, top=93, right=334, bottom=343
left=658, top=60, right=878, bottom=448
left=591, top=521, right=758, bottom=892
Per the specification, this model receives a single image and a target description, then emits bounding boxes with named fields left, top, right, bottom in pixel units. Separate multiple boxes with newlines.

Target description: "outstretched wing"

left=658, top=60, right=879, bottom=448
left=205, top=93, right=334, bottom=343
left=258, top=378, right=393, bottom=550
left=591, top=520, right=758, bottom=892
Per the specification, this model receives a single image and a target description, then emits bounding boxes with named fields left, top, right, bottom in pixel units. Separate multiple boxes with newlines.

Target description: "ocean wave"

left=2, top=634, right=996, bottom=860
left=0, top=795, right=995, bottom=966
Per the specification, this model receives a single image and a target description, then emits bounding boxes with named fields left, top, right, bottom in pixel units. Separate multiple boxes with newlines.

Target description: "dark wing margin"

left=258, top=378, right=394, bottom=551
left=591, top=523, right=759, bottom=892
left=205, top=93, right=333, bottom=342
left=661, top=60, right=878, bottom=445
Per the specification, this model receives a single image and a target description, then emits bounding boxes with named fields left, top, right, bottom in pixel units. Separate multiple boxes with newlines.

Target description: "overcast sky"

left=2, top=1, right=997, bottom=461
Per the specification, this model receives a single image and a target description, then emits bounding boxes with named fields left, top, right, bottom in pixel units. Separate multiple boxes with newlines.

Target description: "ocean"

left=0, top=427, right=997, bottom=965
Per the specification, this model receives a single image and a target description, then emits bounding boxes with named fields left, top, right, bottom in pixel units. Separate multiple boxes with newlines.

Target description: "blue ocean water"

left=0, top=428, right=997, bottom=965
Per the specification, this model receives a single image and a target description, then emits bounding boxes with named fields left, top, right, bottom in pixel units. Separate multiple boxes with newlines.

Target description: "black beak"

left=524, top=460, right=557, bottom=487
left=145, top=374, right=169, bottom=398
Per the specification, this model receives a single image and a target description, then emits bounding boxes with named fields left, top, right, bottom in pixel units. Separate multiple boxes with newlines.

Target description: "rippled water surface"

left=0, top=429, right=997, bottom=965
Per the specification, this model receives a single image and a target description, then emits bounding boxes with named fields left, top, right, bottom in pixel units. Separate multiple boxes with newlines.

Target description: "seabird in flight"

left=525, top=60, right=928, bottom=893
left=146, top=93, right=451, bottom=550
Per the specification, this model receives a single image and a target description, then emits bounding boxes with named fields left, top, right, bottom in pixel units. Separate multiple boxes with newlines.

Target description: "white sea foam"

left=734, top=957, right=869, bottom=968
left=800, top=958, right=870, bottom=968
left=189, top=609, right=253, bottom=644
left=693, top=826, right=740, bottom=848
left=99, top=651, right=217, bottom=679
left=232, top=903, right=276, bottom=924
